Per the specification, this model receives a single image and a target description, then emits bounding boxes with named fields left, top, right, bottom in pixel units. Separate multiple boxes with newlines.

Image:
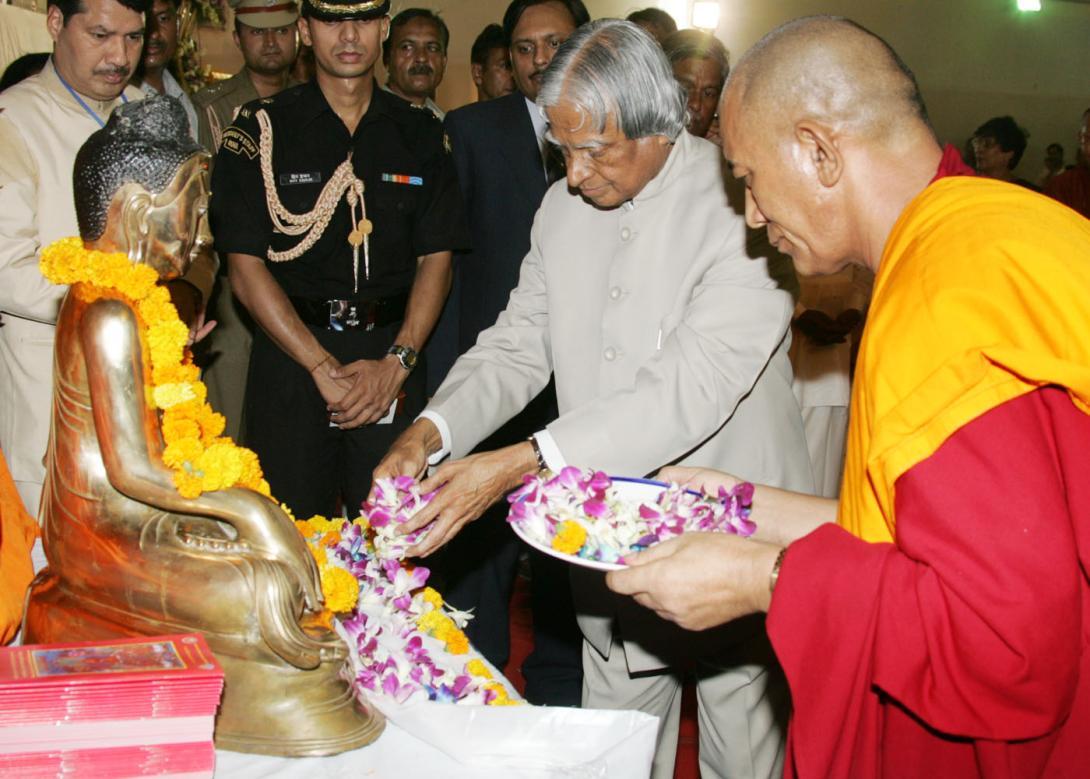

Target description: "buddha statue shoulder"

left=22, top=95, right=382, bottom=756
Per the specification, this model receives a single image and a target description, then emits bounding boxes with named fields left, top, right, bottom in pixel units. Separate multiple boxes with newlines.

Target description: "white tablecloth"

left=217, top=703, right=658, bottom=778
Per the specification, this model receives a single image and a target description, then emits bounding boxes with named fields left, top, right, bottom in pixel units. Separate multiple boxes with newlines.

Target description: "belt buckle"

left=328, top=300, right=360, bottom=331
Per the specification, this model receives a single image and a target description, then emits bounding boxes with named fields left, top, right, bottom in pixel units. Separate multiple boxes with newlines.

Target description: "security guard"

left=193, top=0, right=301, bottom=152
left=209, top=0, right=469, bottom=518
left=194, top=0, right=300, bottom=441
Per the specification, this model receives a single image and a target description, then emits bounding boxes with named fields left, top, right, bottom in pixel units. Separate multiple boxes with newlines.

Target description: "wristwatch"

left=387, top=344, right=418, bottom=371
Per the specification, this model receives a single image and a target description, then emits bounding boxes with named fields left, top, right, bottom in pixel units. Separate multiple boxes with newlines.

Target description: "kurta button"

left=620, top=227, right=632, bottom=241
left=609, top=286, right=622, bottom=300
left=603, top=346, right=616, bottom=361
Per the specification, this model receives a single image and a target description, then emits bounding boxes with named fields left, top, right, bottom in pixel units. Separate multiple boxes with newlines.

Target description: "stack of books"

left=0, top=633, right=224, bottom=778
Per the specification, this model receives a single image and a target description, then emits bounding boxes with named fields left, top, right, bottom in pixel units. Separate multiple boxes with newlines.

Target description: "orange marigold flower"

left=161, top=413, right=200, bottom=444
left=551, top=520, right=587, bottom=555
left=445, top=629, right=469, bottom=655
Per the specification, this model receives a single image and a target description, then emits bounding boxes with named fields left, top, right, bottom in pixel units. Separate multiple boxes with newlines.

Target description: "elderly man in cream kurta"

left=376, top=21, right=812, bottom=779
left=0, top=0, right=215, bottom=520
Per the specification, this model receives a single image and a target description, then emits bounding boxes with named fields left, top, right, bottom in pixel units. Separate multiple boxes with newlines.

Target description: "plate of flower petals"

left=506, top=467, right=756, bottom=571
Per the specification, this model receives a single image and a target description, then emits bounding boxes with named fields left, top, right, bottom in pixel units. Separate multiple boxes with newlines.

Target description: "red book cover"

left=0, top=634, right=222, bottom=686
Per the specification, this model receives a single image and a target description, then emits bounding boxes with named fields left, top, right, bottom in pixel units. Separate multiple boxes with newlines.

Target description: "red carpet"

left=503, top=574, right=700, bottom=779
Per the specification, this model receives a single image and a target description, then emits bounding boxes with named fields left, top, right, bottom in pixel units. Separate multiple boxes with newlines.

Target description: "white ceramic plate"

left=508, top=477, right=671, bottom=572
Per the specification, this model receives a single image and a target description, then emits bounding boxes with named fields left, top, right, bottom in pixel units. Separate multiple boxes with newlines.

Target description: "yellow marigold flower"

left=197, top=442, right=246, bottom=492
left=484, top=682, right=520, bottom=706
left=153, top=382, right=198, bottom=409
left=320, top=565, right=360, bottom=613
left=309, top=543, right=327, bottom=568
left=162, top=437, right=202, bottom=469
left=466, top=659, right=492, bottom=679
left=551, top=520, right=587, bottom=555
left=173, top=471, right=203, bottom=499
left=420, top=587, right=444, bottom=610
left=416, top=609, right=448, bottom=636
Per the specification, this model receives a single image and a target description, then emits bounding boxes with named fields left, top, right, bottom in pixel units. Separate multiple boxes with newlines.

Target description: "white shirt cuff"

left=418, top=410, right=451, bottom=465
left=534, top=430, right=567, bottom=473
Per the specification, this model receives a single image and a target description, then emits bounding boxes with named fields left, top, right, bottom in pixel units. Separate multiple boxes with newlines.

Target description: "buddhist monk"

left=608, top=16, right=1090, bottom=778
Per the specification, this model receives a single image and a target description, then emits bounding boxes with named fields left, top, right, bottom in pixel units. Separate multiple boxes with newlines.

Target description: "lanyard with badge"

left=56, top=70, right=129, bottom=128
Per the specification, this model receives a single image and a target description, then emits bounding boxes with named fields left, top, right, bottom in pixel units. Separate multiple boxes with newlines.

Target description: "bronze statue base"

left=23, top=574, right=384, bottom=757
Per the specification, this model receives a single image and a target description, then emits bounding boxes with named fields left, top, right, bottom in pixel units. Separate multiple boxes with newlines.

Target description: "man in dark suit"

left=424, top=0, right=590, bottom=707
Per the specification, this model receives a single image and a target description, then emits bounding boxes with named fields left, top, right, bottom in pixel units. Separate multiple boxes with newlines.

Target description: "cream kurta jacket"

left=428, top=131, right=813, bottom=672
left=0, top=61, right=144, bottom=514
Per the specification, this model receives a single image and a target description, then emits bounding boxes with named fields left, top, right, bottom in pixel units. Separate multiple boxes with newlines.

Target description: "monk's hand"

left=326, top=355, right=407, bottom=429
left=656, top=465, right=745, bottom=495
left=606, top=533, right=783, bottom=631
left=399, top=441, right=537, bottom=558
left=370, top=420, right=436, bottom=495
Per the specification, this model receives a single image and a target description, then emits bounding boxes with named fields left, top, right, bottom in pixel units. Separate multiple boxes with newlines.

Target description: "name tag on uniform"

left=279, top=171, right=322, bottom=186
left=381, top=173, right=423, bottom=186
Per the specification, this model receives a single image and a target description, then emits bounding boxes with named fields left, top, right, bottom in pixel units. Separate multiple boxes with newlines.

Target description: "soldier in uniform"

left=209, top=0, right=469, bottom=519
left=193, top=0, right=300, bottom=441
left=193, top=0, right=300, bottom=151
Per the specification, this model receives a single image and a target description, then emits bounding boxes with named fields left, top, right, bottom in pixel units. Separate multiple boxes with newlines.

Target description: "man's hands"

left=372, top=418, right=438, bottom=485
left=371, top=435, right=538, bottom=558
left=606, top=533, right=782, bottom=631
left=319, top=355, right=408, bottom=429
left=163, top=278, right=215, bottom=345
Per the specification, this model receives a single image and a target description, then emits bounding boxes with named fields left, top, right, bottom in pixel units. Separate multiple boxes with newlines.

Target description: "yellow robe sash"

left=839, top=176, right=1090, bottom=543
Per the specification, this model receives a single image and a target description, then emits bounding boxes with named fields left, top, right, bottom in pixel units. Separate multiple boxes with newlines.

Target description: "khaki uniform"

left=0, top=59, right=215, bottom=517
left=193, top=69, right=264, bottom=152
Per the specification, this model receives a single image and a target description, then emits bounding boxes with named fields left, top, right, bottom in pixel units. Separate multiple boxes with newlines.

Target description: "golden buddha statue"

left=22, top=96, right=383, bottom=756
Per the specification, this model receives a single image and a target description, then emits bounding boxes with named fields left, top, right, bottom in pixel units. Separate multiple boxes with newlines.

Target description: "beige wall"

left=144, top=0, right=1090, bottom=179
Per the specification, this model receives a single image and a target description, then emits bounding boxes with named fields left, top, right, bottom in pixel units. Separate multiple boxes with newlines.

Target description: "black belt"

left=289, top=292, right=408, bottom=331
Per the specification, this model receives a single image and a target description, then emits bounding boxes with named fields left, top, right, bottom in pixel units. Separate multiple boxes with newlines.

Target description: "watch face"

left=391, top=345, right=417, bottom=369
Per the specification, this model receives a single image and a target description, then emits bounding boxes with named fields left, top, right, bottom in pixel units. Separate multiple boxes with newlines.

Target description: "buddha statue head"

left=73, top=94, right=211, bottom=279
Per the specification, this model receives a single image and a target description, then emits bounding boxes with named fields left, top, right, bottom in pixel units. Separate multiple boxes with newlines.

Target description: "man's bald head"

left=726, top=16, right=933, bottom=145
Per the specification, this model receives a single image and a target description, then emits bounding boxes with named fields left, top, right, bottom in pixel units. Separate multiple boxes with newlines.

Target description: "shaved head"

left=721, top=16, right=944, bottom=275
left=727, top=16, right=934, bottom=145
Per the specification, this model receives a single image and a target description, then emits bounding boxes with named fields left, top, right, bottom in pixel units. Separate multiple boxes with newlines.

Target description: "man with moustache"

left=381, top=8, right=446, bottom=119
left=0, top=0, right=214, bottom=523
left=210, top=0, right=467, bottom=521
left=132, top=0, right=198, bottom=139
left=193, top=0, right=300, bottom=441
left=470, top=23, right=514, bottom=102
left=421, top=0, right=590, bottom=708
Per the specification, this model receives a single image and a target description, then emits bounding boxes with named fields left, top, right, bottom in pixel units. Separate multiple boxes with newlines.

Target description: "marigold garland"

left=40, top=237, right=270, bottom=499
left=41, top=238, right=520, bottom=708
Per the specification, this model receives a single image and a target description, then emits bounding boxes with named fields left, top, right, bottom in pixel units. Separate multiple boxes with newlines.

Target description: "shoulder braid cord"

left=255, top=108, right=372, bottom=292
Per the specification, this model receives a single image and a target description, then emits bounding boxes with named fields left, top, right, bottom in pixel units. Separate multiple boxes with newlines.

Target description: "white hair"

left=537, top=19, right=686, bottom=140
